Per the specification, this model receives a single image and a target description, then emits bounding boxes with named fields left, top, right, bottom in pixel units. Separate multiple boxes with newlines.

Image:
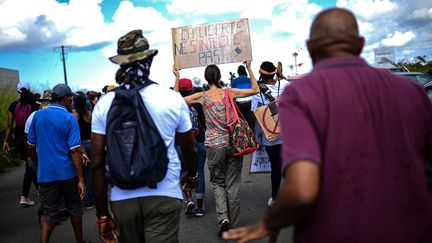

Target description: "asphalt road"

left=0, top=155, right=293, bottom=243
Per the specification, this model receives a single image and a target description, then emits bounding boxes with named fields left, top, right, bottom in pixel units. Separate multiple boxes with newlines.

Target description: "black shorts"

left=38, top=177, right=83, bottom=222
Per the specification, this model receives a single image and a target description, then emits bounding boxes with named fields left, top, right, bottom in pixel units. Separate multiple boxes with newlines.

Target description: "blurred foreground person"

left=224, top=7, right=432, bottom=243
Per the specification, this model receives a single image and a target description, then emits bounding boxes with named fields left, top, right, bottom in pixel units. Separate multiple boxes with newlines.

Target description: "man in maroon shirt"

left=224, top=7, right=432, bottom=243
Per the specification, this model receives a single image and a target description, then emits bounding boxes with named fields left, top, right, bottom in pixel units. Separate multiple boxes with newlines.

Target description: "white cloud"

left=411, top=8, right=432, bottom=19
left=381, top=31, right=415, bottom=46
left=0, top=0, right=110, bottom=49
left=167, top=0, right=288, bottom=20
left=336, top=0, right=398, bottom=19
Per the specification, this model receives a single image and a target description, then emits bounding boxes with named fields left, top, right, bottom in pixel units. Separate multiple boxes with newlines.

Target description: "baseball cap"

left=179, top=78, right=192, bottom=91
left=52, top=84, right=76, bottom=99
left=17, top=82, right=30, bottom=93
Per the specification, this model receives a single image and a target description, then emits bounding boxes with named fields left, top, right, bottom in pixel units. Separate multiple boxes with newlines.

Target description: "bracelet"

left=97, top=215, right=112, bottom=225
left=188, top=172, right=198, bottom=180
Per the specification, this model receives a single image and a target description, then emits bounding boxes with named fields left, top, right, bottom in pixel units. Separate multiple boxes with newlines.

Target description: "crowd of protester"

left=2, top=7, right=432, bottom=243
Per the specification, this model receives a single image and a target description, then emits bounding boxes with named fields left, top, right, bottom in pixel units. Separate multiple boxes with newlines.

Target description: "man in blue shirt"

left=230, top=65, right=255, bottom=130
left=28, top=84, right=86, bottom=243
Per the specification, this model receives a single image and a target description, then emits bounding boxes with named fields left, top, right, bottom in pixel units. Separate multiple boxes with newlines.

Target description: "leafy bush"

left=0, top=88, right=21, bottom=171
left=0, top=150, right=22, bottom=173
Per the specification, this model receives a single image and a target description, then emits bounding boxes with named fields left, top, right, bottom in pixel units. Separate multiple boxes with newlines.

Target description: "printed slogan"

left=172, top=18, right=252, bottom=69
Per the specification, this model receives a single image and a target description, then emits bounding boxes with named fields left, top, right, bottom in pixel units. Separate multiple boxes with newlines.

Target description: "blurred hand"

left=3, top=142, right=9, bottom=154
left=276, top=62, right=285, bottom=79
left=28, top=157, right=34, bottom=167
left=223, top=220, right=279, bottom=243
left=183, top=173, right=198, bottom=192
left=77, top=180, right=86, bottom=200
left=244, top=60, right=252, bottom=69
left=82, top=153, right=90, bottom=166
left=172, top=65, right=180, bottom=78
left=98, top=217, right=120, bottom=243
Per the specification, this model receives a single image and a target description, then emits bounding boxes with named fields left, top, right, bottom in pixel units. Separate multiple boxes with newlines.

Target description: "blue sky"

left=0, top=0, right=431, bottom=92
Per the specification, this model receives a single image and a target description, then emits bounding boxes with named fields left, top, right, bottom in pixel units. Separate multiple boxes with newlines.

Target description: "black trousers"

left=236, top=101, right=255, bottom=132
left=22, top=160, right=38, bottom=197
left=265, top=144, right=282, bottom=200
left=16, top=131, right=38, bottom=197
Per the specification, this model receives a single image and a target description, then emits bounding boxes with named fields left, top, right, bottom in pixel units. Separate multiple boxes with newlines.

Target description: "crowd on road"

left=2, top=7, right=432, bottom=243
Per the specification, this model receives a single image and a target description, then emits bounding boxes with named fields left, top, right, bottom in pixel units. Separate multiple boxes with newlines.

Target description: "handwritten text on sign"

left=172, top=19, right=252, bottom=69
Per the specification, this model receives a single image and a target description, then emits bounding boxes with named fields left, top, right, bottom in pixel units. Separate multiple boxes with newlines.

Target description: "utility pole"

left=289, top=65, right=294, bottom=76
left=55, top=45, right=71, bottom=85
left=292, top=52, right=298, bottom=75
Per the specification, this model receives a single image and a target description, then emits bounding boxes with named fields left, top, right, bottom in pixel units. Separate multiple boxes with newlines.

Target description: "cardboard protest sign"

left=172, top=18, right=252, bottom=69
left=250, top=145, right=271, bottom=173
left=250, top=126, right=271, bottom=174
left=253, top=102, right=280, bottom=141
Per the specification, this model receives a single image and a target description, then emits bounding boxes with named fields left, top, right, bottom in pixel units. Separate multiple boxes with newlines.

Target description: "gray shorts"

left=38, top=177, right=83, bottom=222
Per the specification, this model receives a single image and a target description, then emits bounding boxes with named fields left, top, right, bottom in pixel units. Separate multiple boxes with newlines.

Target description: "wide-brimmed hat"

left=109, top=30, right=158, bottom=65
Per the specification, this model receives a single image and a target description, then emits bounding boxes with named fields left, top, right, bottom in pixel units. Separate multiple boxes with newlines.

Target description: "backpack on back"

left=14, top=102, right=32, bottom=127
left=105, top=82, right=169, bottom=189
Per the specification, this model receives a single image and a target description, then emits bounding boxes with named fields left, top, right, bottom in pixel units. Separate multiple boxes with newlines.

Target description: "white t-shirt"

left=24, top=111, right=37, bottom=134
left=92, top=84, right=192, bottom=201
left=251, top=79, right=290, bottom=111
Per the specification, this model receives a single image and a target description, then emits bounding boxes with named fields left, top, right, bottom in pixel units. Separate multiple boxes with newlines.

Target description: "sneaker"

left=194, top=207, right=206, bottom=217
left=218, top=219, right=230, bottom=238
left=185, top=201, right=195, bottom=215
left=20, top=196, right=35, bottom=206
left=267, top=197, right=274, bottom=207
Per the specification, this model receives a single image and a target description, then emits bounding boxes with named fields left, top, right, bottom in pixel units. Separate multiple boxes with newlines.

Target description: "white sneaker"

left=267, top=197, right=274, bottom=207
left=20, top=196, right=35, bottom=206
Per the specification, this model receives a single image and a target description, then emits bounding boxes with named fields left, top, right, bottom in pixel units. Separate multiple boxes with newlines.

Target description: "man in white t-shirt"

left=91, top=30, right=199, bottom=243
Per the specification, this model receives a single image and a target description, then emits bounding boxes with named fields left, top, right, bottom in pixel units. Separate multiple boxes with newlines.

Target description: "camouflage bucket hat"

left=109, top=29, right=158, bottom=65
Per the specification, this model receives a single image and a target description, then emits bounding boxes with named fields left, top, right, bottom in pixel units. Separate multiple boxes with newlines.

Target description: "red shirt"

left=279, top=56, right=432, bottom=242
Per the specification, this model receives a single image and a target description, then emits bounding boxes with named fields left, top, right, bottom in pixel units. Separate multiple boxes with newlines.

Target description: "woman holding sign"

left=173, top=61, right=259, bottom=238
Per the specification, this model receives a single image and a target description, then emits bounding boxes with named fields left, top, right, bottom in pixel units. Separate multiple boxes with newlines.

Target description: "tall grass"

left=0, top=87, right=19, bottom=131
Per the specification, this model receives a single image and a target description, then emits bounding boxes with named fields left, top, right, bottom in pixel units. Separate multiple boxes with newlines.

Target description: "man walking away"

left=28, top=84, right=86, bottom=243
left=91, top=29, right=198, bottom=243
left=224, top=7, right=432, bottom=243
left=231, top=65, right=255, bottom=130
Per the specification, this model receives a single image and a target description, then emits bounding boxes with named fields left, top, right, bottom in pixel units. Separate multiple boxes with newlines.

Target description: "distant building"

left=0, top=67, right=19, bottom=90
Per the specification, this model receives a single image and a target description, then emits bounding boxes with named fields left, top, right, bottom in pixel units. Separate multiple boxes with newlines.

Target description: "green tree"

left=398, top=56, right=432, bottom=73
